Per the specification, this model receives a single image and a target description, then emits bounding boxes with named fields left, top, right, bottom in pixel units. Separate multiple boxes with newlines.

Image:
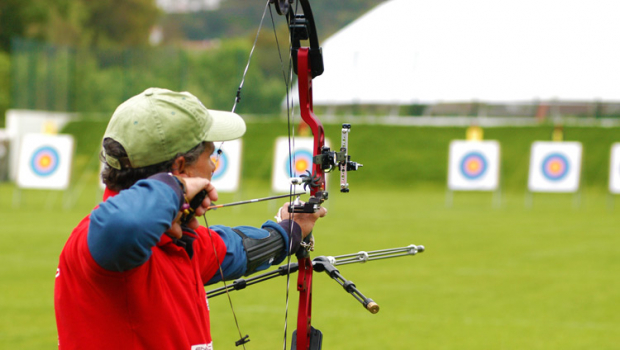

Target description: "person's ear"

left=170, top=156, right=186, bottom=176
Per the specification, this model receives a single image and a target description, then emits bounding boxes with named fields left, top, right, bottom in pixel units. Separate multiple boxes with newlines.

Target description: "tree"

left=0, top=0, right=49, bottom=52
left=81, top=0, right=161, bottom=47
left=0, top=0, right=161, bottom=52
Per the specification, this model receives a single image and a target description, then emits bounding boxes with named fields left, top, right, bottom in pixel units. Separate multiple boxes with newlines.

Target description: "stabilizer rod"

left=208, top=263, right=299, bottom=298
left=206, top=244, right=425, bottom=303
left=313, top=256, right=379, bottom=313
left=327, top=244, right=424, bottom=266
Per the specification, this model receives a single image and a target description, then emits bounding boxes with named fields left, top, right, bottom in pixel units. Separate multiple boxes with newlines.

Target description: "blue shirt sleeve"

left=88, top=177, right=181, bottom=272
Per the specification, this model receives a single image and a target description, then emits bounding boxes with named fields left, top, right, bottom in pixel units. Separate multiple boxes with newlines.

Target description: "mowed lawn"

left=0, top=181, right=618, bottom=349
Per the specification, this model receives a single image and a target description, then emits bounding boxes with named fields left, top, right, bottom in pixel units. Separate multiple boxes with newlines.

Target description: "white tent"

left=287, top=0, right=620, bottom=106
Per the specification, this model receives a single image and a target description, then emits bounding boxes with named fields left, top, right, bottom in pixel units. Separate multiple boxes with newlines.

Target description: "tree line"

left=0, top=0, right=386, bottom=123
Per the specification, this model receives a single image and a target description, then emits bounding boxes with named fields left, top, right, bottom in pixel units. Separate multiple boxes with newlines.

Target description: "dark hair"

left=100, top=138, right=207, bottom=191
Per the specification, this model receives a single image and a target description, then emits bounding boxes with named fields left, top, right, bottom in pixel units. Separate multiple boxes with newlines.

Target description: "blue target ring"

left=211, top=151, right=228, bottom=180
left=286, top=150, right=313, bottom=177
left=30, top=146, right=60, bottom=177
left=541, top=153, right=569, bottom=181
left=459, top=152, right=487, bottom=180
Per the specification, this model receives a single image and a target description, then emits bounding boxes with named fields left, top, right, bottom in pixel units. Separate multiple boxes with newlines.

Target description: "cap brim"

left=204, top=110, right=247, bottom=142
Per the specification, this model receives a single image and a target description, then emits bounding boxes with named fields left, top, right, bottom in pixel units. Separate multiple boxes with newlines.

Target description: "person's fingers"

left=187, top=217, right=200, bottom=230
left=195, top=198, right=210, bottom=216
left=180, top=177, right=217, bottom=202
left=166, top=223, right=183, bottom=239
left=205, top=183, right=218, bottom=202
left=278, top=202, right=291, bottom=221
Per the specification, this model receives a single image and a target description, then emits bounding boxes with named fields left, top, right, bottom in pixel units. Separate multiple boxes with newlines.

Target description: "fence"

left=10, top=38, right=620, bottom=119
left=10, top=38, right=190, bottom=113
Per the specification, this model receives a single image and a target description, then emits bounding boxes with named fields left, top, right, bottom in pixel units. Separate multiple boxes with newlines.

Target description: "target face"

left=541, top=153, right=569, bottom=181
left=30, top=146, right=60, bottom=177
left=448, top=140, right=500, bottom=191
left=211, top=151, right=228, bottom=181
left=272, top=137, right=329, bottom=193
left=286, top=149, right=313, bottom=177
left=17, top=133, right=74, bottom=190
left=459, top=152, right=487, bottom=179
left=528, top=141, right=582, bottom=193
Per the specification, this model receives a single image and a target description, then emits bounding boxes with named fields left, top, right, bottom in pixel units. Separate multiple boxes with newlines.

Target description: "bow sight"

left=291, top=123, right=364, bottom=214
left=337, top=124, right=363, bottom=193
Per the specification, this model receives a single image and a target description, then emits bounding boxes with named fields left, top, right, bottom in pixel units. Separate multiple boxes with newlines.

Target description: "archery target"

left=209, top=139, right=242, bottom=193
left=17, top=133, right=74, bottom=190
left=30, top=146, right=59, bottom=176
left=287, top=149, right=313, bottom=177
left=211, top=151, right=228, bottom=181
left=609, top=143, right=620, bottom=194
left=528, top=141, right=582, bottom=193
left=272, top=137, right=330, bottom=193
left=448, top=140, right=500, bottom=191
left=460, top=152, right=487, bottom=179
left=541, top=153, right=569, bottom=181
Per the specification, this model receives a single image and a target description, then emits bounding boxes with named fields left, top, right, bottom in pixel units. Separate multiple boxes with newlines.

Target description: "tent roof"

left=287, top=0, right=620, bottom=106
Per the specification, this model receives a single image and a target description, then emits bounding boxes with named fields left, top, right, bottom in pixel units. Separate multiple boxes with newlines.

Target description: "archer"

left=54, top=87, right=326, bottom=350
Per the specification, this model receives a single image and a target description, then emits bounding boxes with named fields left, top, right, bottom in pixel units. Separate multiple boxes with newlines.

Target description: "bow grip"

left=180, top=189, right=208, bottom=225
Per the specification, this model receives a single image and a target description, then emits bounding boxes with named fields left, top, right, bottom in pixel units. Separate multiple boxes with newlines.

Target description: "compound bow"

left=271, top=1, right=365, bottom=349
left=205, top=1, right=424, bottom=349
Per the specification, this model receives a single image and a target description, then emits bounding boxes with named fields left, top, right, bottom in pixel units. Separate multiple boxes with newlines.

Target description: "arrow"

left=208, top=192, right=306, bottom=210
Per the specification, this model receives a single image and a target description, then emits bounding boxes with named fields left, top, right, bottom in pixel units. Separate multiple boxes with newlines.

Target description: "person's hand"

left=166, top=177, right=218, bottom=239
left=277, top=202, right=327, bottom=238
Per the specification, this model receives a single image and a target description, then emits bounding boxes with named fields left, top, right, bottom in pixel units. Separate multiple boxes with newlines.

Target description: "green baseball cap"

left=103, top=87, right=246, bottom=169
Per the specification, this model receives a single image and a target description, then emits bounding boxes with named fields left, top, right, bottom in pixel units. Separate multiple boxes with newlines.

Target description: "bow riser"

left=293, top=43, right=322, bottom=350
left=297, top=47, right=326, bottom=197
left=294, top=257, right=317, bottom=350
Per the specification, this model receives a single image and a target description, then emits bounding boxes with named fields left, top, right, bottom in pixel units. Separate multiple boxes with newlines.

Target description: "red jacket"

left=54, top=187, right=225, bottom=350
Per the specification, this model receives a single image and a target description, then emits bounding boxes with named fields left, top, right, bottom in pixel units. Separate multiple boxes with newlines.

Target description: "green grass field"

left=1, top=177, right=618, bottom=349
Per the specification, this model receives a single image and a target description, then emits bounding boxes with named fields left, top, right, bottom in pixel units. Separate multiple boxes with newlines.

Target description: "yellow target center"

left=550, top=161, right=561, bottom=173
left=296, top=159, right=308, bottom=172
left=40, top=155, right=51, bottom=167
left=467, top=161, right=480, bottom=172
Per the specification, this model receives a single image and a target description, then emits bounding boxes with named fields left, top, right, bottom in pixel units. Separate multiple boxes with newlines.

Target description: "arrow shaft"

left=208, top=193, right=306, bottom=210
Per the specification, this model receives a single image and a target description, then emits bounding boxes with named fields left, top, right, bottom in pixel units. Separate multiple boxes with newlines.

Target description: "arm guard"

left=232, top=227, right=285, bottom=276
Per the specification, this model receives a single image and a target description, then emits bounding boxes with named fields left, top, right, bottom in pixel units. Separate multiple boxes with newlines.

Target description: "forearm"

left=206, top=220, right=302, bottom=284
